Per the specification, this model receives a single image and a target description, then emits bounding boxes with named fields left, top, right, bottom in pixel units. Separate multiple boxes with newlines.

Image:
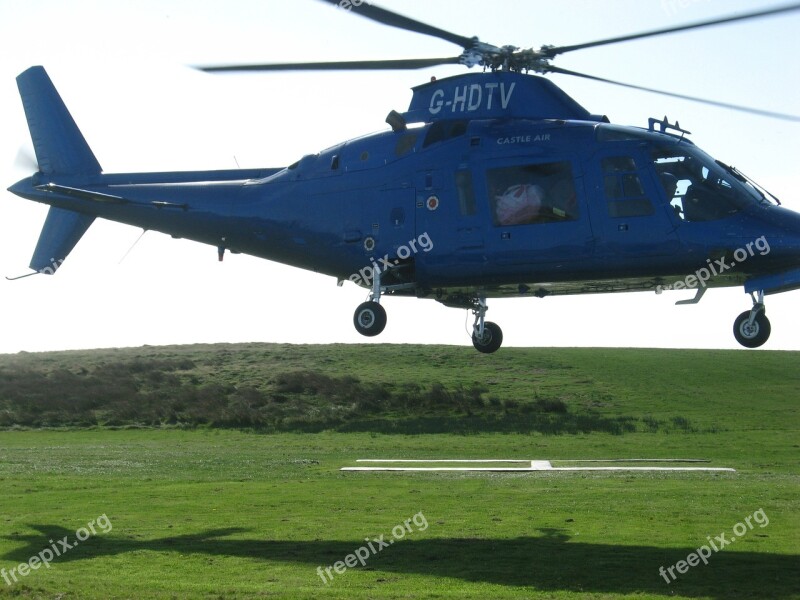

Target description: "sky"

left=0, top=0, right=799, bottom=354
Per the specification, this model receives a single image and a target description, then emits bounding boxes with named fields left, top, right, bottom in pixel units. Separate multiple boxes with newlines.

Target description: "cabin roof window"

left=423, top=120, right=468, bottom=148
left=596, top=124, right=647, bottom=142
left=395, top=134, right=418, bottom=156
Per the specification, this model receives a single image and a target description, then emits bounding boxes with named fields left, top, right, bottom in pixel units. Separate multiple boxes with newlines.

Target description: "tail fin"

left=29, top=208, right=96, bottom=274
left=14, top=66, right=100, bottom=274
left=16, top=66, right=102, bottom=175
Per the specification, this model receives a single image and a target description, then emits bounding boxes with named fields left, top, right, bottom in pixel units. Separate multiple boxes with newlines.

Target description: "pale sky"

left=0, top=0, right=798, bottom=353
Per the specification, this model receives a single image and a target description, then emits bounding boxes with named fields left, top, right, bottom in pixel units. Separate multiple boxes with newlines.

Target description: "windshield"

left=651, top=145, right=760, bottom=222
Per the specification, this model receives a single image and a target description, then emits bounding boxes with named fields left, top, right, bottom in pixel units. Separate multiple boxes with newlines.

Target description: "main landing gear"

left=733, top=290, right=771, bottom=348
left=470, top=295, right=503, bottom=354
left=351, top=270, right=504, bottom=353
left=353, top=301, right=387, bottom=337
left=353, top=269, right=387, bottom=337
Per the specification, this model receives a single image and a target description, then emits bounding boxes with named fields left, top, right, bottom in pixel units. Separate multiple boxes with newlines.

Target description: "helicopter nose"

left=773, top=206, right=800, bottom=243
left=757, top=206, right=800, bottom=266
left=762, top=205, right=800, bottom=230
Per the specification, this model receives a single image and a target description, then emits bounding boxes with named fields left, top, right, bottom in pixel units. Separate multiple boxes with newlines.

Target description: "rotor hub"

left=459, top=40, right=553, bottom=74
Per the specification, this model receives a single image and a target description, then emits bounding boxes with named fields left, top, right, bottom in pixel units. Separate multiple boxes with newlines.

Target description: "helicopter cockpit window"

left=651, top=147, right=748, bottom=221
left=602, top=156, right=654, bottom=218
left=486, top=161, right=577, bottom=226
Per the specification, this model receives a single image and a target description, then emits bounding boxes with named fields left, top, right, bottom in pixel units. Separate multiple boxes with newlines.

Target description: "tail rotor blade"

left=13, top=146, right=38, bottom=172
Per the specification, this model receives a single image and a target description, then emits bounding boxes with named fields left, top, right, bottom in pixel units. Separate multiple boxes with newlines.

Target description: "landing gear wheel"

left=353, top=302, right=387, bottom=337
left=733, top=310, right=771, bottom=348
left=472, top=321, right=503, bottom=354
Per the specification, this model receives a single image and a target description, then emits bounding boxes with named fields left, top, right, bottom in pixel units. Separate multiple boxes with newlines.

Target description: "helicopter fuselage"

left=14, top=110, right=800, bottom=295
left=9, top=68, right=800, bottom=350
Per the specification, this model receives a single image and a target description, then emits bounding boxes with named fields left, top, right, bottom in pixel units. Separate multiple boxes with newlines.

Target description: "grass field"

left=0, top=344, right=798, bottom=599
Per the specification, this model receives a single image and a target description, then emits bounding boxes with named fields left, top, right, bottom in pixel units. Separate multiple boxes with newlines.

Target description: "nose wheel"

left=733, top=291, right=771, bottom=348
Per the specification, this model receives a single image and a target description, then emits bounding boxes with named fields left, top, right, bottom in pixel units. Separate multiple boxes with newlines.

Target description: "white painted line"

left=355, top=459, right=531, bottom=463
left=550, top=467, right=735, bottom=472
left=561, top=458, right=711, bottom=463
left=341, top=466, right=735, bottom=472
left=341, top=458, right=735, bottom=473
left=343, top=467, right=543, bottom=472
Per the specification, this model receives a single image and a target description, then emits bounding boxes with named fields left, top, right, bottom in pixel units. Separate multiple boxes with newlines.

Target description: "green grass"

left=0, top=344, right=798, bottom=599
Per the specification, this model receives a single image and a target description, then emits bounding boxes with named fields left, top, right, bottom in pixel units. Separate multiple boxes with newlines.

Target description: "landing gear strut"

left=471, top=295, right=503, bottom=354
left=353, top=268, right=387, bottom=337
left=733, top=290, right=771, bottom=348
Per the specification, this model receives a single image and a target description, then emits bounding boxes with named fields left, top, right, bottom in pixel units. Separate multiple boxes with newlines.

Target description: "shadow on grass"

left=3, top=525, right=797, bottom=598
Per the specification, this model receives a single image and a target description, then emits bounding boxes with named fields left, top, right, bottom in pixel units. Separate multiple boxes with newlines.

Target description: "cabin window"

left=455, top=170, right=476, bottom=216
left=486, top=161, right=578, bottom=226
left=602, top=156, right=654, bottom=217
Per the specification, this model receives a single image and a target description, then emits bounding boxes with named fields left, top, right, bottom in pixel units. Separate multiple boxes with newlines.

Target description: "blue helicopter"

left=8, top=1, right=800, bottom=353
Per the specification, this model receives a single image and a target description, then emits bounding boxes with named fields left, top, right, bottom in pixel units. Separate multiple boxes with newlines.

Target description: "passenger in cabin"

left=549, top=176, right=577, bottom=220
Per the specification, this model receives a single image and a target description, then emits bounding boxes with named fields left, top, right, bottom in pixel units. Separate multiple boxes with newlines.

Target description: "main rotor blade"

left=548, top=66, right=800, bottom=122
left=545, top=3, right=800, bottom=56
left=317, top=0, right=475, bottom=49
left=200, top=57, right=460, bottom=72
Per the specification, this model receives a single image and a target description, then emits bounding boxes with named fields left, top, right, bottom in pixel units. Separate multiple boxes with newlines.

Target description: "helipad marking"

left=340, top=458, right=735, bottom=473
left=355, top=459, right=533, bottom=464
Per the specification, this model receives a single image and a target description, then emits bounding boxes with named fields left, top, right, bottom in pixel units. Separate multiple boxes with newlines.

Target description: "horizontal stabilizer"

left=30, top=207, right=95, bottom=274
left=35, top=183, right=125, bottom=204
left=16, top=66, right=102, bottom=175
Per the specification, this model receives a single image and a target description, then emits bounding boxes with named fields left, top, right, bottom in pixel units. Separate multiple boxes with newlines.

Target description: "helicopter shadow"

left=3, top=524, right=797, bottom=598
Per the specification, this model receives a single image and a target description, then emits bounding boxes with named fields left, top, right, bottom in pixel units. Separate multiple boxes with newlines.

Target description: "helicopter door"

left=478, top=158, right=593, bottom=268
left=587, top=150, right=681, bottom=258
left=414, top=168, right=488, bottom=282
